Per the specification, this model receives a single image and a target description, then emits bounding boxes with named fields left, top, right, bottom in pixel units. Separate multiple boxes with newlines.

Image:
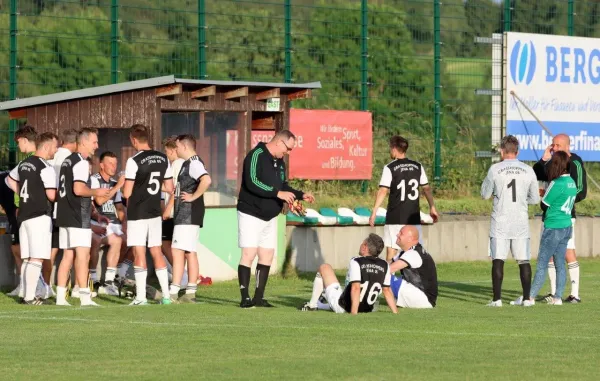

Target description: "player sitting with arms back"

left=299, top=233, right=398, bottom=314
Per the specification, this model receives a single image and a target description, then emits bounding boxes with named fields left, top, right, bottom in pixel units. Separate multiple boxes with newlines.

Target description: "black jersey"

left=56, top=153, right=92, bottom=229
left=9, top=156, right=56, bottom=224
left=338, top=256, right=391, bottom=313
left=174, top=155, right=208, bottom=227
left=125, top=150, right=172, bottom=221
left=393, top=243, right=438, bottom=307
left=91, top=173, right=122, bottom=224
left=379, top=158, right=429, bottom=225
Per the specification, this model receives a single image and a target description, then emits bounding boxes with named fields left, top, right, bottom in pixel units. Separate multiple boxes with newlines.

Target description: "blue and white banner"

left=505, top=32, right=600, bottom=161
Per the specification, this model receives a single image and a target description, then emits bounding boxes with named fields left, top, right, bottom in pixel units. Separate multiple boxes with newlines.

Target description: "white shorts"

left=91, top=221, right=124, bottom=238
left=489, top=237, right=530, bottom=261
left=237, top=212, right=277, bottom=249
left=20, top=215, right=52, bottom=259
left=324, top=283, right=346, bottom=314
left=540, top=218, right=575, bottom=250
left=384, top=224, right=422, bottom=250
left=59, top=227, right=92, bottom=249
left=396, top=281, right=433, bottom=309
left=127, top=217, right=162, bottom=248
left=172, top=224, right=200, bottom=253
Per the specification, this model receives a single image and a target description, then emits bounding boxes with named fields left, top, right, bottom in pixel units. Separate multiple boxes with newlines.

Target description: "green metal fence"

left=0, top=0, right=597, bottom=196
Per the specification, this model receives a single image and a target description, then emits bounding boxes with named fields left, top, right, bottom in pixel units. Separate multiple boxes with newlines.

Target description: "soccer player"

left=168, top=135, right=211, bottom=303
left=533, top=134, right=586, bottom=303
left=237, top=130, right=314, bottom=308
left=160, top=136, right=184, bottom=268
left=369, top=136, right=439, bottom=262
left=299, top=233, right=397, bottom=314
left=481, top=135, right=539, bottom=307
left=56, top=128, right=110, bottom=306
left=89, top=151, right=126, bottom=296
left=5, top=125, right=37, bottom=297
left=389, top=226, right=438, bottom=308
left=122, top=124, right=174, bottom=306
left=6, top=132, right=58, bottom=304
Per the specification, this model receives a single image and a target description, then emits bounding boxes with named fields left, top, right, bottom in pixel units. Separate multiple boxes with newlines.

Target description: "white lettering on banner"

left=514, top=130, right=600, bottom=152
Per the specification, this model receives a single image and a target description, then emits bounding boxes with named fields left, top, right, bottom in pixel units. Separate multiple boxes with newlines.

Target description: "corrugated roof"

left=0, top=75, right=322, bottom=111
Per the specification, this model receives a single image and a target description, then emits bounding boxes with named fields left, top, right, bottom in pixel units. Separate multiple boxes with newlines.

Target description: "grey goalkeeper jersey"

left=481, top=159, right=540, bottom=239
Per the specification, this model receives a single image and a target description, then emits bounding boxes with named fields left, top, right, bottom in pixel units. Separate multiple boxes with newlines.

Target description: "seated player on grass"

left=299, top=233, right=398, bottom=314
left=389, top=225, right=438, bottom=308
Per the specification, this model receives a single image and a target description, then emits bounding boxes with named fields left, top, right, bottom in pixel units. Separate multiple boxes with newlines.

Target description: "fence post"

left=284, top=0, right=292, bottom=83
left=568, top=0, right=574, bottom=36
left=504, top=0, right=511, bottom=32
left=111, top=0, right=119, bottom=84
left=198, top=0, right=207, bottom=79
left=360, top=0, right=368, bottom=111
left=9, top=0, right=17, bottom=167
left=433, top=0, right=442, bottom=182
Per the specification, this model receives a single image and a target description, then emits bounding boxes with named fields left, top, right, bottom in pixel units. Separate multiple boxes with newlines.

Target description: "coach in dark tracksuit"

left=236, top=130, right=315, bottom=308
left=533, top=133, right=587, bottom=303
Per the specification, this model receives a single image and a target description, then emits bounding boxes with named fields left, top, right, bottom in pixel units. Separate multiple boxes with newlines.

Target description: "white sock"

left=186, top=283, right=197, bottom=295
left=56, top=286, right=67, bottom=304
left=79, top=288, right=92, bottom=304
left=155, top=267, right=170, bottom=297
left=117, top=260, right=132, bottom=278
left=548, top=262, right=556, bottom=295
left=568, top=261, right=580, bottom=298
left=89, top=269, right=98, bottom=283
left=169, top=284, right=181, bottom=295
left=308, top=273, right=324, bottom=308
left=18, top=260, right=28, bottom=296
left=24, top=261, right=42, bottom=301
left=134, top=267, right=147, bottom=301
left=105, top=267, right=117, bottom=282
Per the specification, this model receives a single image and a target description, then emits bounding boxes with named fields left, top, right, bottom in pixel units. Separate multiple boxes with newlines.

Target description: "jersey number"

left=19, top=180, right=29, bottom=203
left=59, top=175, right=66, bottom=198
left=507, top=179, right=516, bottom=202
left=147, top=172, right=160, bottom=195
left=560, top=196, right=575, bottom=215
left=397, top=179, right=419, bottom=201
left=359, top=281, right=382, bottom=305
left=101, top=201, right=116, bottom=214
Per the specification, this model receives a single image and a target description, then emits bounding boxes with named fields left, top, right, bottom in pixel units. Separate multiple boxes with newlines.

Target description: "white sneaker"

left=56, top=300, right=72, bottom=306
left=510, top=296, right=523, bottom=306
left=523, top=299, right=535, bottom=307
left=7, top=285, right=21, bottom=296
left=80, top=300, right=100, bottom=307
left=129, top=299, right=149, bottom=306
left=548, top=298, right=562, bottom=305
left=98, top=283, right=119, bottom=296
left=71, top=286, right=97, bottom=298
left=486, top=300, right=503, bottom=307
left=35, top=279, right=47, bottom=299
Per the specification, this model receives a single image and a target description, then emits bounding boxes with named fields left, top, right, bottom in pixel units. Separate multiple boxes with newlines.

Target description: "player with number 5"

left=369, top=136, right=439, bottom=262
left=122, top=124, right=174, bottom=306
left=527, top=151, right=577, bottom=306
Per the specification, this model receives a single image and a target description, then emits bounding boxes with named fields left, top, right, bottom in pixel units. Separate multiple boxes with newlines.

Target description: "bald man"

left=533, top=133, right=586, bottom=304
left=388, top=226, right=438, bottom=308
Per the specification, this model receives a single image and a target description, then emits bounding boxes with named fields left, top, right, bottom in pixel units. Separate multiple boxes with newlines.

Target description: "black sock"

left=238, top=265, right=251, bottom=300
left=492, top=259, right=504, bottom=301
left=253, top=264, right=271, bottom=302
left=519, top=263, right=532, bottom=300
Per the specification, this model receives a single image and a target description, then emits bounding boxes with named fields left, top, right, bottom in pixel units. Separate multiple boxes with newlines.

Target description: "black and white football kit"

left=125, top=150, right=171, bottom=247
left=56, top=153, right=93, bottom=249
left=379, top=158, right=428, bottom=249
left=9, top=156, right=56, bottom=259
left=324, top=256, right=391, bottom=314
left=90, top=173, right=124, bottom=237
left=161, top=158, right=183, bottom=242
left=391, top=243, right=438, bottom=308
left=172, top=155, right=208, bottom=253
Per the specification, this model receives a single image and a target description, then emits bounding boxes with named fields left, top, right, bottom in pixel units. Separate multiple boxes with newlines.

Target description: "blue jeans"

left=530, top=226, right=572, bottom=299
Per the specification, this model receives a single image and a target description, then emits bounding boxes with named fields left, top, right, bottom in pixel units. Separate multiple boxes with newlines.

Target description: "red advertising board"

left=225, top=109, right=372, bottom=180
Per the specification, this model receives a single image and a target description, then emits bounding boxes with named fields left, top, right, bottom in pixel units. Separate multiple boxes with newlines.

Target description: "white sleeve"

left=419, top=164, right=429, bottom=186
left=125, top=158, right=138, bottom=180
left=399, top=250, right=423, bottom=269
left=164, top=159, right=173, bottom=180
left=73, top=160, right=90, bottom=183
left=115, top=190, right=122, bottom=203
left=379, top=166, right=392, bottom=188
left=89, top=176, right=100, bottom=190
left=8, top=164, right=19, bottom=182
left=383, top=264, right=391, bottom=287
left=41, top=167, right=57, bottom=189
left=189, top=160, right=209, bottom=180
left=347, top=259, right=362, bottom=283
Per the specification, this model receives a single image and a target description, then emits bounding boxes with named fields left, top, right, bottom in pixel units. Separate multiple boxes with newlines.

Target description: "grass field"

left=2, top=259, right=600, bottom=381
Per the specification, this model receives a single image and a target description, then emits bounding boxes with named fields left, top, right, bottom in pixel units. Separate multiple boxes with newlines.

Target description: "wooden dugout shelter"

left=0, top=75, right=321, bottom=205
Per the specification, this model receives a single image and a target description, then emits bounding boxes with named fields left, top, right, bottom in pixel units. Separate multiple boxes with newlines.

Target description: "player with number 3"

left=122, top=124, right=174, bottom=305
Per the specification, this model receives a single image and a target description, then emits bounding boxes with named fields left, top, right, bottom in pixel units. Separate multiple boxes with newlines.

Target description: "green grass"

left=2, top=258, right=600, bottom=380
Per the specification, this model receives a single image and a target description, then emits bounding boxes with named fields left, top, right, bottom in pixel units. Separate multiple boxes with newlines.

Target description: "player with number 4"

left=122, top=124, right=174, bottom=306
left=369, top=136, right=439, bottom=262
